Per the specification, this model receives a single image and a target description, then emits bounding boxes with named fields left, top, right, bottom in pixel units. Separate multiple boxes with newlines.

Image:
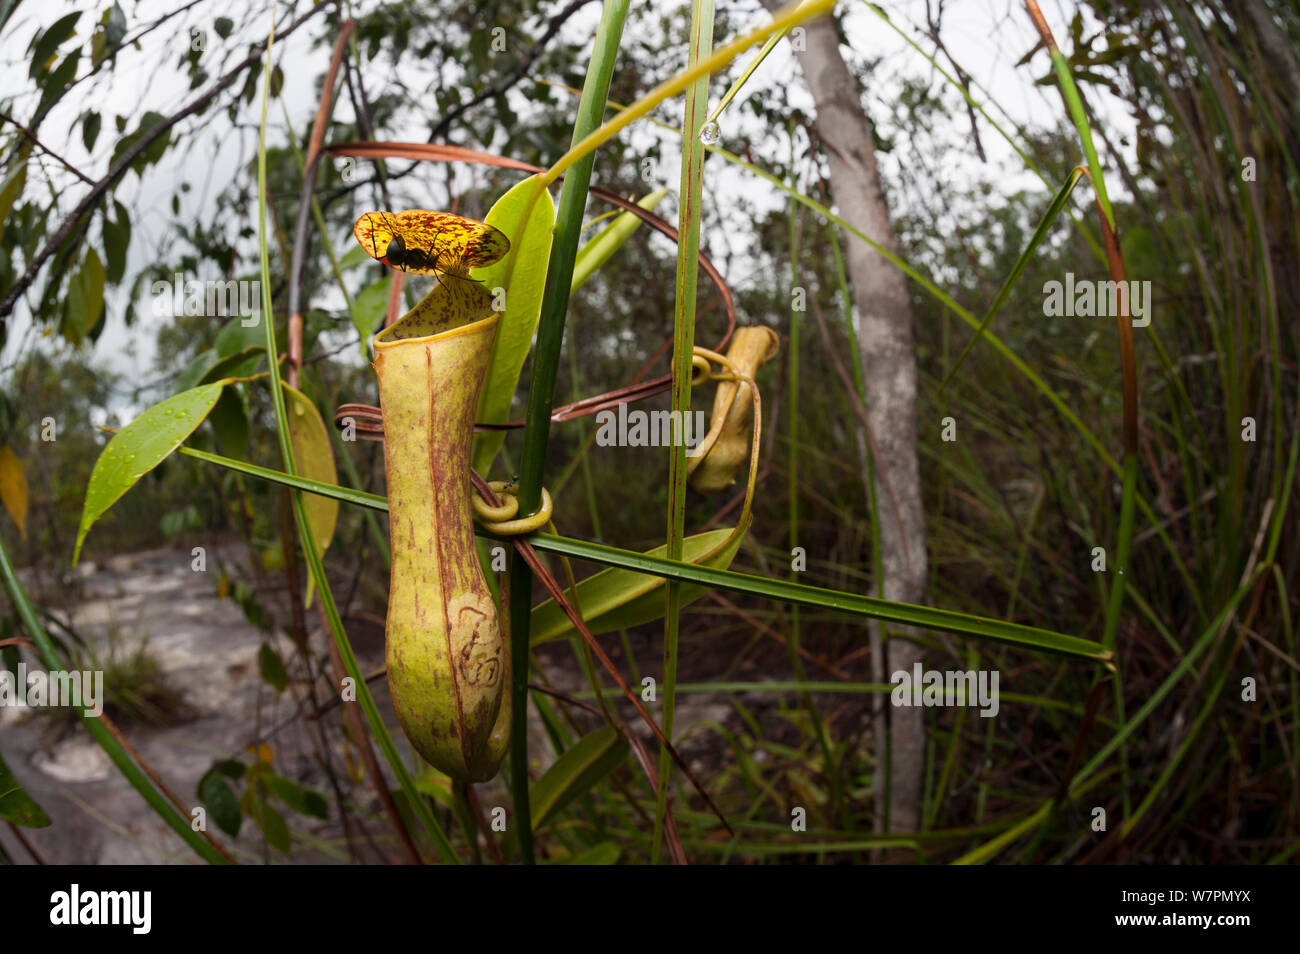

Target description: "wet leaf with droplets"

left=74, top=382, right=229, bottom=564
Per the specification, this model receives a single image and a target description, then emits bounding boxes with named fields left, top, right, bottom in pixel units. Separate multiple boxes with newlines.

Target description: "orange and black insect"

left=353, top=209, right=510, bottom=281
left=374, top=212, right=449, bottom=273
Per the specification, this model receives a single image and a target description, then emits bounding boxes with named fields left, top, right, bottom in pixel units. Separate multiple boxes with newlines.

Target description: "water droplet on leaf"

left=699, top=120, right=721, bottom=146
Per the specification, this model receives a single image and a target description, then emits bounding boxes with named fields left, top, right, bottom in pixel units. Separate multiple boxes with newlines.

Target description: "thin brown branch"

left=287, top=19, right=357, bottom=387
left=0, top=110, right=95, bottom=185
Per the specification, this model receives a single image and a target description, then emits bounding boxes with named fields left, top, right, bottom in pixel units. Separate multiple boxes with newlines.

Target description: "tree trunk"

left=760, top=1, right=929, bottom=833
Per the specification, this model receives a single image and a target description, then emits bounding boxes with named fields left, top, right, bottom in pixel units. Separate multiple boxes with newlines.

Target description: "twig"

left=0, top=110, right=95, bottom=185
left=426, top=0, right=598, bottom=145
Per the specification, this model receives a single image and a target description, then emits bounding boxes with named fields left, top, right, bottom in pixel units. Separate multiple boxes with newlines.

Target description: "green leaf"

left=29, top=11, right=80, bottom=77
left=533, top=530, right=1113, bottom=663
left=529, top=523, right=749, bottom=644
left=338, top=244, right=370, bottom=270
left=349, top=274, right=390, bottom=342
left=63, top=248, right=106, bottom=344
left=216, top=314, right=279, bottom=357
left=411, top=768, right=457, bottom=810
left=110, top=111, right=170, bottom=176
left=941, top=167, right=1087, bottom=388
left=34, top=49, right=80, bottom=120
left=197, top=769, right=241, bottom=837
left=101, top=206, right=127, bottom=282
left=468, top=28, right=489, bottom=73
left=181, top=342, right=264, bottom=396
left=502, top=726, right=628, bottom=855
left=570, top=188, right=666, bottom=293
left=74, top=382, right=227, bottom=564
left=471, top=175, right=556, bottom=474
left=0, top=750, right=51, bottom=828
left=208, top=387, right=248, bottom=459
left=88, top=4, right=121, bottom=67
left=104, top=3, right=126, bottom=47
left=175, top=350, right=220, bottom=393
left=200, top=345, right=264, bottom=384
left=252, top=798, right=290, bottom=853
left=266, top=774, right=328, bottom=820
left=533, top=726, right=628, bottom=827
left=81, top=247, right=105, bottom=324
left=90, top=3, right=125, bottom=67
left=212, top=758, right=245, bottom=781
left=258, top=642, right=287, bottom=693
left=0, top=0, right=26, bottom=39
left=80, top=110, right=101, bottom=151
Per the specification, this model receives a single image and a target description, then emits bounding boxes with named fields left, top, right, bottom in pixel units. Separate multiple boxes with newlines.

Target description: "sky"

left=0, top=0, right=1133, bottom=418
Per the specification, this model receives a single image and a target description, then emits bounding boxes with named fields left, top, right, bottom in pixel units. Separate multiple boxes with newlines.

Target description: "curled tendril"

left=472, top=481, right=554, bottom=535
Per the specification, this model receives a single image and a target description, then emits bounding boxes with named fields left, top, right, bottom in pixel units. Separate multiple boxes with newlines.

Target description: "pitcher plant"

left=362, top=211, right=514, bottom=782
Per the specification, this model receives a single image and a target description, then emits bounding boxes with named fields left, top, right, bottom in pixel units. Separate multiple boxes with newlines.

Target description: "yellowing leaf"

left=284, top=384, right=338, bottom=607
left=0, top=446, right=29, bottom=540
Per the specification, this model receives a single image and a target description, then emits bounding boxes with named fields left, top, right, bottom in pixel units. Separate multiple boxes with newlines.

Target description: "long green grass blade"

left=653, top=0, right=714, bottom=865
left=173, top=450, right=1106, bottom=662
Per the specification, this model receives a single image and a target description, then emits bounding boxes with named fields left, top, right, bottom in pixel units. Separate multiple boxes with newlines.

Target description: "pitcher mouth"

left=373, top=273, right=500, bottom=348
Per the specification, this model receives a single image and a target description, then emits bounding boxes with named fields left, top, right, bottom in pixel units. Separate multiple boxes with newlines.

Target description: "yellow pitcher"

left=373, top=276, right=510, bottom=782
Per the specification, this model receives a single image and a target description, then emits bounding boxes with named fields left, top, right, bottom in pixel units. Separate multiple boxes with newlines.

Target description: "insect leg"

left=374, top=211, right=397, bottom=256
